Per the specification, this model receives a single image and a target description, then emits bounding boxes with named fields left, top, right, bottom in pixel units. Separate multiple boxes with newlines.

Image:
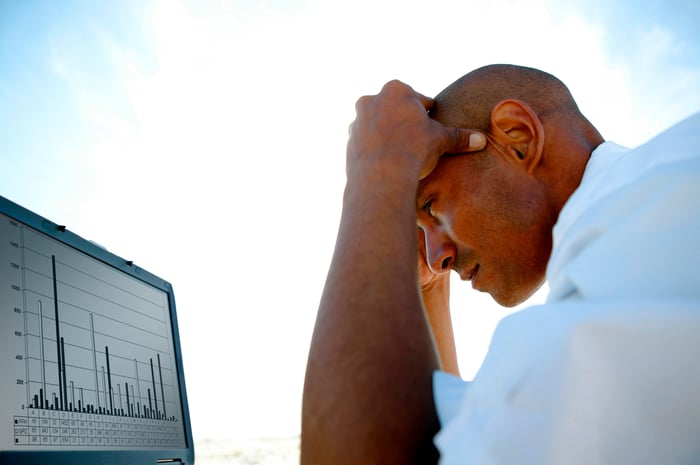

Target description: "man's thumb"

left=445, top=128, right=486, bottom=154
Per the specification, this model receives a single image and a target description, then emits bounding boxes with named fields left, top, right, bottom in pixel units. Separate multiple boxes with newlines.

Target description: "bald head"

left=428, top=64, right=603, bottom=213
left=418, top=65, right=604, bottom=306
left=431, top=64, right=584, bottom=131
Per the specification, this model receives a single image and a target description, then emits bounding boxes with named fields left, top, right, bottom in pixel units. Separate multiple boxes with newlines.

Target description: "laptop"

left=0, top=195, right=195, bottom=465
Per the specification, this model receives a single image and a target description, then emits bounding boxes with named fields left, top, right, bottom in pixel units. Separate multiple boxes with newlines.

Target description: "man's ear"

left=488, top=99, right=544, bottom=174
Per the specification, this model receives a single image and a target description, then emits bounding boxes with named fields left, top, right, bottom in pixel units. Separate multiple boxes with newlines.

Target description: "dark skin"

left=302, top=66, right=603, bottom=465
left=301, top=80, right=485, bottom=465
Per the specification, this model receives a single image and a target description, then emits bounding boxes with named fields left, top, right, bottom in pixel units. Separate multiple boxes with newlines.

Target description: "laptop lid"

left=0, top=196, right=194, bottom=465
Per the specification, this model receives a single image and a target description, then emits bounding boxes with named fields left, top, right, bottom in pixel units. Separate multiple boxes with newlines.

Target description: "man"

left=302, top=64, right=700, bottom=465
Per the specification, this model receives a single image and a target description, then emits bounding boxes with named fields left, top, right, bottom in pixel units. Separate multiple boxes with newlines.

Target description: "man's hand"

left=418, top=228, right=459, bottom=375
left=347, top=80, right=485, bottom=183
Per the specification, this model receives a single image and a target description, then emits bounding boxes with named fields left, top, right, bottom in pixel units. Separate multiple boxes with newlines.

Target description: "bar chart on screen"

left=2, top=215, right=185, bottom=449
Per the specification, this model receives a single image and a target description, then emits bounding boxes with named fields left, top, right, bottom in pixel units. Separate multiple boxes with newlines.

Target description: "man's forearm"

left=301, top=80, right=484, bottom=465
left=301, top=170, right=442, bottom=465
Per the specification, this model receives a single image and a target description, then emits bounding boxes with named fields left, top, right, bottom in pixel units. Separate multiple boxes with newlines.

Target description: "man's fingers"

left=348, top=79, right=483, bottom=182
left=379, top=79, right=434, bottom=111
left=414, top=91, right=434, bottom=111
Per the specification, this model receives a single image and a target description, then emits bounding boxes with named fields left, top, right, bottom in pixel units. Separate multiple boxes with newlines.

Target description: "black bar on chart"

left=150, top=358, right=158, bottom=420
left=51, top=255, right=63, bottom=411
left=61, top=337, right=68, bottom=410
left=157, top=353, right=167, bottom=418
left=125, top=382, right=131, bottom=417
left=105, top=346, right=113, bottom=414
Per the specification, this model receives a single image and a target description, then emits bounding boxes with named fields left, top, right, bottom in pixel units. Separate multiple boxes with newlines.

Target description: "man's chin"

left=492, top=293, right=525, bottom=308
left=490, top=281, right=544, bottom=308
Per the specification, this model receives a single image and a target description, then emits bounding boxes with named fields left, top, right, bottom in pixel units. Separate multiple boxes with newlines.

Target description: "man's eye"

left=422, top=200, right=434, bottom=217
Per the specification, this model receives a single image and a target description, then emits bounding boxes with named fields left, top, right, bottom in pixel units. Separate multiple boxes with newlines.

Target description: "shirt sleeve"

left=432, top=301, right=700, bottom=465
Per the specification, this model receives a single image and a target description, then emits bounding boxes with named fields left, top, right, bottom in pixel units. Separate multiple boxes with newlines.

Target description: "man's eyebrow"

left=415, top=179, right=430, bottom=206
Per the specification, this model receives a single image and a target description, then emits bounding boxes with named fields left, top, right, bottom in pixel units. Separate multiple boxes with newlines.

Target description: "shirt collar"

left=552, top=141, right=630, bottom=248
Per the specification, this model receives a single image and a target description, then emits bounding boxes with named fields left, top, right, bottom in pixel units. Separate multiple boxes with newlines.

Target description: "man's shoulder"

left=595, top=111, right=700, bottom=196
left=547, top=112, right=700, bottom=302
left=556, top=111, right=700, bottom=241
left=624, top=111, right=700, bottom=169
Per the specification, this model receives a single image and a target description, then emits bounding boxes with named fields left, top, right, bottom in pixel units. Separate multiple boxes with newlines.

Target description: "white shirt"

left=433, top=112, right=700, bottom=465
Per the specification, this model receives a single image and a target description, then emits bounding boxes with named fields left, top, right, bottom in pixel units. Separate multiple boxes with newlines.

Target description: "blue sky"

left=2, top=0, right=699, bottom=441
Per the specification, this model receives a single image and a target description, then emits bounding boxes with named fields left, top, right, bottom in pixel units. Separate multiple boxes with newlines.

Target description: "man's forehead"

left=417, top=152, right=476, bottom=202
left=416, top=160, right=448, bottom=200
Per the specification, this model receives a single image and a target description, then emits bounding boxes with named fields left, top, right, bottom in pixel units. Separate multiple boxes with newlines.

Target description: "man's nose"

left=424, top=227, right=457, bottom=274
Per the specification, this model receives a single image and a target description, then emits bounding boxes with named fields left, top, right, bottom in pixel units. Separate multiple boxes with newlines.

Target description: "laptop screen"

left=0, top=196, right=194, bottom=465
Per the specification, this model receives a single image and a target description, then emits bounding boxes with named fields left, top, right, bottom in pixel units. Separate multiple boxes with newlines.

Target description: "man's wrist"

left=422, top=273, right=450, bottom=295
